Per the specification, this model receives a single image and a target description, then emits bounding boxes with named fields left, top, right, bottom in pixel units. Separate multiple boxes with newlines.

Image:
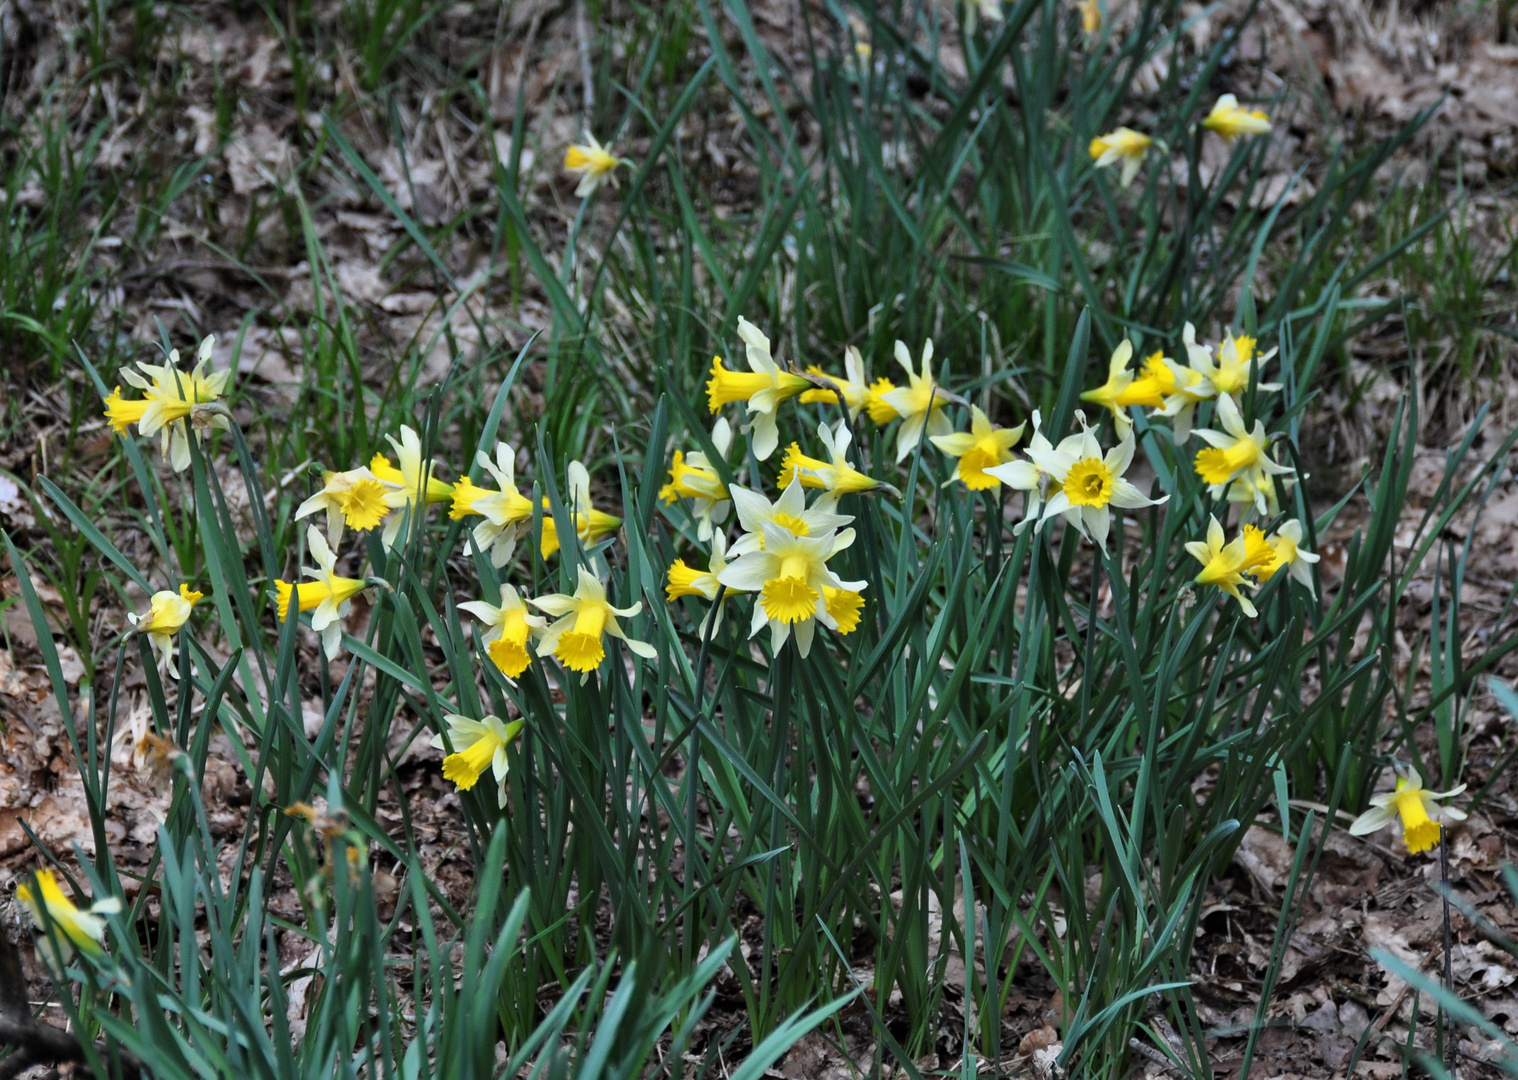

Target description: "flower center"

left=1392, top=788, right=1440, bottom=854
left=556, top=632, right=605, bottom=672
left=1063, top=458, right=1114, bottom=508
left=761, top=576, right=820, bottom=624
left=771, top=512, right=810, bottom=537
left=488, top=637, right=532, bottom=679
left=958, top=443, right=1003, bottom=490
left=340, top=478, right=391, bottom=531
left=442, top=735, right=499, bottom=790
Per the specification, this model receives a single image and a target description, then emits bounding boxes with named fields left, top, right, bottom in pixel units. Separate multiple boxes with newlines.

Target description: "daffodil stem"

left=1439, top=830, right=1455, bottom=1075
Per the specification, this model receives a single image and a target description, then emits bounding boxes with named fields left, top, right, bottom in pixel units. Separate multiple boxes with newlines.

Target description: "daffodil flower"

left=930, top=405, right=1026, bottom=490
left=984, top=410, right=1054, bottom=533
left=460, top=584, right=545, bottom=679
left=1081, top=340, right=1177, bottom=434
left=450, top=442, right=534, bottom=567
left=1226, top=469, right=1293, bottom=519
left=274, top=526, right=368, bottom=659
left=705, top=318, right=810, bottom=461
left=666, top=532, right=730, bottom=634
left=16, top=868, right=120, bottom=963
left=719, top=520, right=866, bottom=658
left=109, top=336, right=232, bottom=471
left=370, top=426, right=455, bottom=550
left=1252, top=519, right=1320, bottom=592
left=1163, top=323, right=1279, bottom=440
left=1024, top=423, right=1165, bottom=549
left=1185, top=516, right=1274, bottom=617
left=531, top=567, right=656, bottom=681
left=659, top=418, right=733, bottom=541
left=1202, top=94, right=1271, bottom=143
left=432, top=712, right=524, bottom=808
left=1349, top=766, right=1466, bottom=855
left=1192, top=394, right=1295, bottom=511
left=778, top=422, right=880, bottom=508
left=823, top=586, right=865, bottom=634
left=296, top=467, right=395, bottom=548
left=799, top=345, right=876, bottom=421
left=880, top=339, right=954, bottom=463
left=540, top=460, right=623, bottom=558
left=1089, top=128, right=1151, bottom=187
left=727, top=475, right=853, bottom=558
left=564, top=132, right=628, bottom=198
left=1077, top=0, right=1101, bottom=32
left=127, top=583, right=203, bottom=677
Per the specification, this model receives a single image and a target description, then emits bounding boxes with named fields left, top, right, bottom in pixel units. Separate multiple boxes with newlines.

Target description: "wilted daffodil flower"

left=705, top=318, right=810, bottom=461
left=296, top=467, right=394, bottom=548
left=718, top=516, right=865, bottom=659
left=563, top=132, right=628, bottom=198
left=540, top=460, right=623, bottom=558
left=1192, top=394, right=1296, bottom=511
left=371, top=425, right=455, bottom=550
left=666, top=532, right=730, bottom=634
left=274, top=526, right=369, bottom=659
left=1089, top=128, right=1151, bottom=187
left=1252, top=519, right=1320, bottom=592
left=128, top=583, right=203, bottom=678
left=1350, top=766, right=1466, bottom=855
left=1024, top=420, right=1165, bottom=550
left=460, top=584, right=545, bottom=680
left=1186, top=517, right=1274, bottom=617
left=451, top=442, right=535, bottom=567
left=1202, top=94, right=1271, bottom=143
left=659, top=417, right=733, bottom=542
left=433, top=712, right=524, bottom=808
left=531, top=566, right=656, bottom=681
left=880, top=339, right=953, bottom=463
left=17, top=868, right=120, bottom=963
left=105, top=335, right=232, bottom=471
left=778, top=422, right=880, bottom=508
left=930, top=405, right=1025, bottom=490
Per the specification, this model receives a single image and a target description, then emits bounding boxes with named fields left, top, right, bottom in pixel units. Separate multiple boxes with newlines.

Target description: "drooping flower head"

left=16, top=868, right=121, bottom=963
left=659, top=417, right=733, bottom=541
left=778, top=422, right=880, bottom=508
left=540, top=460, right=623, bottom=558
left=274, top=526, right=368, bottom=659
left=880, top=339, right=953, bottom=463
left=109, top=335, right=232, bottom=471
left=296, top=467, right=395, bottom=548
left=1185, top=516, right=1275, bottom=617
left=1089, top=128, right=1151, bottom=187
left=1202, top=94, right=1271, bottom=143
left=930, top=405, right=1026, bottom=490
left=450, top=442, right=535, bottom=567
left=564, top=132, right=627, bottom=198
left=530, top=567, right=656, bottom=682
left=432, top=713, right=524, bottom=808
left=460, top=584, right=545, bottom=680
left=128, top=583, right=204, bottom=678
left=1023, top=421, right=1165, bottom=549
left=1349, top=766, right=1466, bottom=855
left=705, top=318, right=811, bottom=461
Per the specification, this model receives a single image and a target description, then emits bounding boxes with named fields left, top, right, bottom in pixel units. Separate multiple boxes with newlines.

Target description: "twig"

left=0, top=932, right=146, bottom=1080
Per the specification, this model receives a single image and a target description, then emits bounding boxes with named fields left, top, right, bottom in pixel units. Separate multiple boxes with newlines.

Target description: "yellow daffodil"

left=985, top=409, right=1054, bottom=533
left=127, top=583, right=203, bottom=677
left=1089, top=127, right=1151, bottom=186
left=1226, top=469, right=1293, bottom=519
left=16, top=868, right=120, bottom=963
left=666, top=532, right=730, bottom=634
left=880, top=339, right=953, bottom=463
left=1164, top=323, right=1279, bottom=440
left=800, top=345, right=876, bottom=420
left=371, top=425, right=455, bottom=549
left=705, top=318, right=811, bottom=461
left=823, top=585, right=865, bottom=634
left=274, top=526, right=368, bottom=659
left=727, top=475, right=854, bottom=558
left=1078, top=0, right=1101, bottom=33
left=1202, top=94, right=1271, bottom=143
left=1192, top=394, right=1295, bottom=511
left=1023, top=422, right=1165, bottom=549
left=450, top=442, right=534, bottom=567
left=719, top=517, right=865, bottom=658
left=1349, top=766, right=1466, bottom=855
left=296, top=467, right=396, bottom=548
left=1185, top=516, right=1275, bottom=617
left=659, top=417, right=733, bottom=541
left=460, top=585, right=545, bottom=680
left=1082, top=340, right=1177, bottom=434
left=540, top=460, right=623, bottom=558
left=531, top=566, right=656, bottom=681
left=929, top=405, right=1026, bottom=490
left=778, top=422, right=880, bottom=508
left=1251, top=518, right=1319, bottom=592
left=432, top=712, right=524, bottom=808
left=564, top=132, right=627, bottom=198
left=109, top=335, right=232, bottom=471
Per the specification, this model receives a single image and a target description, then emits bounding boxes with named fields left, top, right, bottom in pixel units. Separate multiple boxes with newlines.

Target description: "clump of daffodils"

left=1350, top=766, right=1466, bottom=855
left=1185, top=515, right=1317, bottom=617
left=102, top=335, right=232, bottom=471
